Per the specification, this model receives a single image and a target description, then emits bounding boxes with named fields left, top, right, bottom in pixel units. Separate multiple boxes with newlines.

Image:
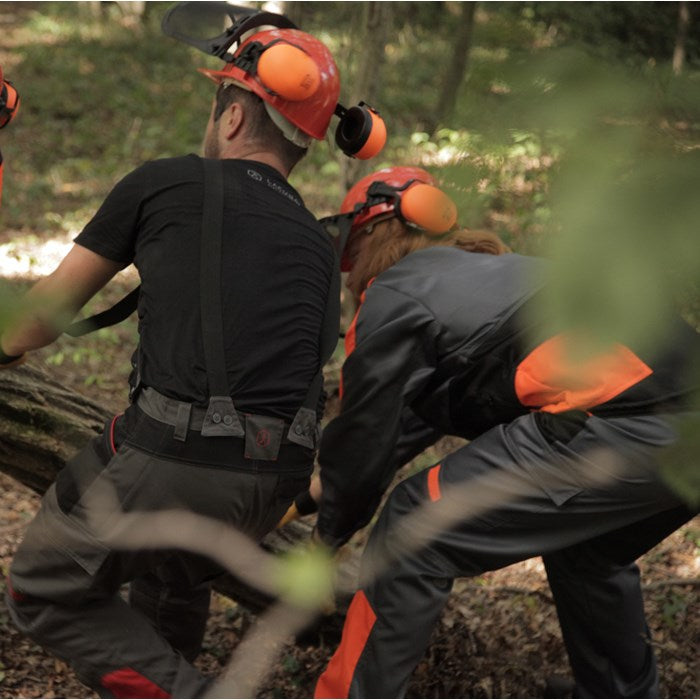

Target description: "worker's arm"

left=276, top=475, right=321, bottom=528
left=316, top=283, right=438, bottom=549
left=0, top=244, right=123, bottom=358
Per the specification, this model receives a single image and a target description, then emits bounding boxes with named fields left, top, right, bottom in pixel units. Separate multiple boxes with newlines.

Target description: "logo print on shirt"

left=247, top=167, right=302, bottom=206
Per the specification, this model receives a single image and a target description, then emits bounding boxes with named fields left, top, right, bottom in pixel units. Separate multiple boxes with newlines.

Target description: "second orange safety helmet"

left=341, top=166, right=458, bottom=234
left=321, top=166, right=458, bottom=271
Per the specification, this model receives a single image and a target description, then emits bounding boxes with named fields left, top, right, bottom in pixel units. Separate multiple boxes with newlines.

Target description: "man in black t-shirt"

left=1, top=21, right=363, bottom=698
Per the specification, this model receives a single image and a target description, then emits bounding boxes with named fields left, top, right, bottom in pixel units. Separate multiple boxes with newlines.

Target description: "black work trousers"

left=6, top=404, right=311, bottom=698
left=316, top=412, right=695, bottom=698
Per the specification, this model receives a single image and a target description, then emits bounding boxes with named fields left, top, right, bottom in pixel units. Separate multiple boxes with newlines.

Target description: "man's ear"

left=223, top=102, right=245, bottom=141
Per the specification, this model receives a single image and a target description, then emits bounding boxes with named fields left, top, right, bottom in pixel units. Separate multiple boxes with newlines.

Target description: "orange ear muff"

left=335, top=103, right=386, bottom=159
left=0, top=79, right=20, bottom=130
left=257, top=43, right=320, bottom=101
left=400, top=183, right=458, bottom=235
left=354, top=109, right=386, bottom=160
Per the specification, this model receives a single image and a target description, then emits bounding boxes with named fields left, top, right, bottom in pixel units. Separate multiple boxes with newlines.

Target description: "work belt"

left=136, top=386, right=301, bottom=461
left=121, top=390, right=313, bottom=473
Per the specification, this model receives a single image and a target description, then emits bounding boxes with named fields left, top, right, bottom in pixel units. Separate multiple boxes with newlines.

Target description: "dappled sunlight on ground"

left=0, top=231, right=140, bottom=283
left=0, top=231, right=75, bottom=278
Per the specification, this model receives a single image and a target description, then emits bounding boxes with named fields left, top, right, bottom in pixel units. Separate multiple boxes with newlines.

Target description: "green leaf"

left=271, top=545, right=335, bottom=611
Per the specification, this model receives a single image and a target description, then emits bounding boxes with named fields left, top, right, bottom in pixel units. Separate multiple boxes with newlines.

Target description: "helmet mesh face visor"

left=162, top=4, right=292, bottom=59
left=320, top=212, right=354, bottom=256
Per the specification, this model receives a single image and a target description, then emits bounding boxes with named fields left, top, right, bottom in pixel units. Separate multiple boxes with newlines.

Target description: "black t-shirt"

left=75, top=154, right=335, bottom=420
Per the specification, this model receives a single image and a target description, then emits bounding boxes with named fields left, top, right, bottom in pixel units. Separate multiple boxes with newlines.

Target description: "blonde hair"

left=346, top=218, right=511, bottom=300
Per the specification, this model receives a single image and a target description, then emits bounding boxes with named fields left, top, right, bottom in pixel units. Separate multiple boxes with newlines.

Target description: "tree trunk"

left=431, top=2, right=477, bottom=133
left=0, top=363, right=357, bottom=613
left=339, top=1, right=393, bottom=193
left=115, top=1, right=146, bottom=20
left=278, top=1, right=309, bottom=29
left=672, top=1, right=690, bottom=76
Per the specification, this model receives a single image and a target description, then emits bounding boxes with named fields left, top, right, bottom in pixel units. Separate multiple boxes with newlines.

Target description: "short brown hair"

left=347, top=218, right=511, bottom=301
left=214, top=83, right=307, bottom=171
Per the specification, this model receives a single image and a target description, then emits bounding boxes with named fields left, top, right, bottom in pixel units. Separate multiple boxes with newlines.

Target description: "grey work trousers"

left=316, top=412, right=695, bottom=698
left=6, top=417, right=310, bottom=698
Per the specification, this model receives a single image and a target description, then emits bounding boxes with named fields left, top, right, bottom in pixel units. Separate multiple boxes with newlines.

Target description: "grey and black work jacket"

left=317, top=247, right=700, bottom=547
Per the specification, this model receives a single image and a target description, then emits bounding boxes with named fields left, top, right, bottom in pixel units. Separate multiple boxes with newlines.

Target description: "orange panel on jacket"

left=514, top=334, right=653, bottom=413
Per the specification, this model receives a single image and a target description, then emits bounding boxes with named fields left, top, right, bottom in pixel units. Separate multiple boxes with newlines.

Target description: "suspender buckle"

left=201, top=396, right=245, bottom=437
left=287, top=407, right=318, bottom=450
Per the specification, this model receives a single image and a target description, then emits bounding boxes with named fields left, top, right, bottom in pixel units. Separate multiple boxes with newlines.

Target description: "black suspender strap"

left=65, top=285, right=140, bottom=337
left=199, top=158, right=244, bottom=437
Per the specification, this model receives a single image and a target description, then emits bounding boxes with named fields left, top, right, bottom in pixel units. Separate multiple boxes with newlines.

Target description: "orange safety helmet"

left=162, top=4, right=385, bottom=157
left=0, top=66, right=20, bottom=130
left=199, top=27, right=340, bottom=144
left=322, top=166, right=458, bottom=271
left=0, top=64, right=20, bottom=207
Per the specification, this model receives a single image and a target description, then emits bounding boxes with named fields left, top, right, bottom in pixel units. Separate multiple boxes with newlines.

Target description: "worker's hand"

left=277, top=501, right=301, bottom=529
left=276, top=475, right=322, bottom=528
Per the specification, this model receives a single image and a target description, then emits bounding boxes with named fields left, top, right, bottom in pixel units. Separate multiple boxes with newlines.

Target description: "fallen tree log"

left=0, top=363, right=108, bottom=494
left=0, top=362, right=357, bottom=615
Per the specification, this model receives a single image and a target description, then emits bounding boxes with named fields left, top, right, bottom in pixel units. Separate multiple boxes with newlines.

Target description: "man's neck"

left=219, top=144, right=290, bottom=178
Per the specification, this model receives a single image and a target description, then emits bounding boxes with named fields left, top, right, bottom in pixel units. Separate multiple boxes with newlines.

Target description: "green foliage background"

left=1, top=1, right=699, bottom=502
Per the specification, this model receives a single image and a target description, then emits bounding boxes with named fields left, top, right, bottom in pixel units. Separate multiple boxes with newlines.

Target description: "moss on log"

left=0, top=363, right=109, bottom=493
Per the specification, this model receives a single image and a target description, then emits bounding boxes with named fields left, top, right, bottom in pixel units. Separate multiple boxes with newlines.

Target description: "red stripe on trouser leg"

left=427, top=463, right=442, bottom=502
left=6, top=576, right=26, bottom=602
left=109, top=413, right=120, bottom=454
left=101, top=668, right=171, bottom=698
left=315, top=589, right=377, bottom=698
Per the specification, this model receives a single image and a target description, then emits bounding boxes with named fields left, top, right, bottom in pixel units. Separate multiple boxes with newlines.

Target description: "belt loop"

left=174, top=402, right=192, bottom=442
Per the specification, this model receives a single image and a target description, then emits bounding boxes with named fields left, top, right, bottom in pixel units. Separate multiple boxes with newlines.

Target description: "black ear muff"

left=335, top=102, right=386, bottom=159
